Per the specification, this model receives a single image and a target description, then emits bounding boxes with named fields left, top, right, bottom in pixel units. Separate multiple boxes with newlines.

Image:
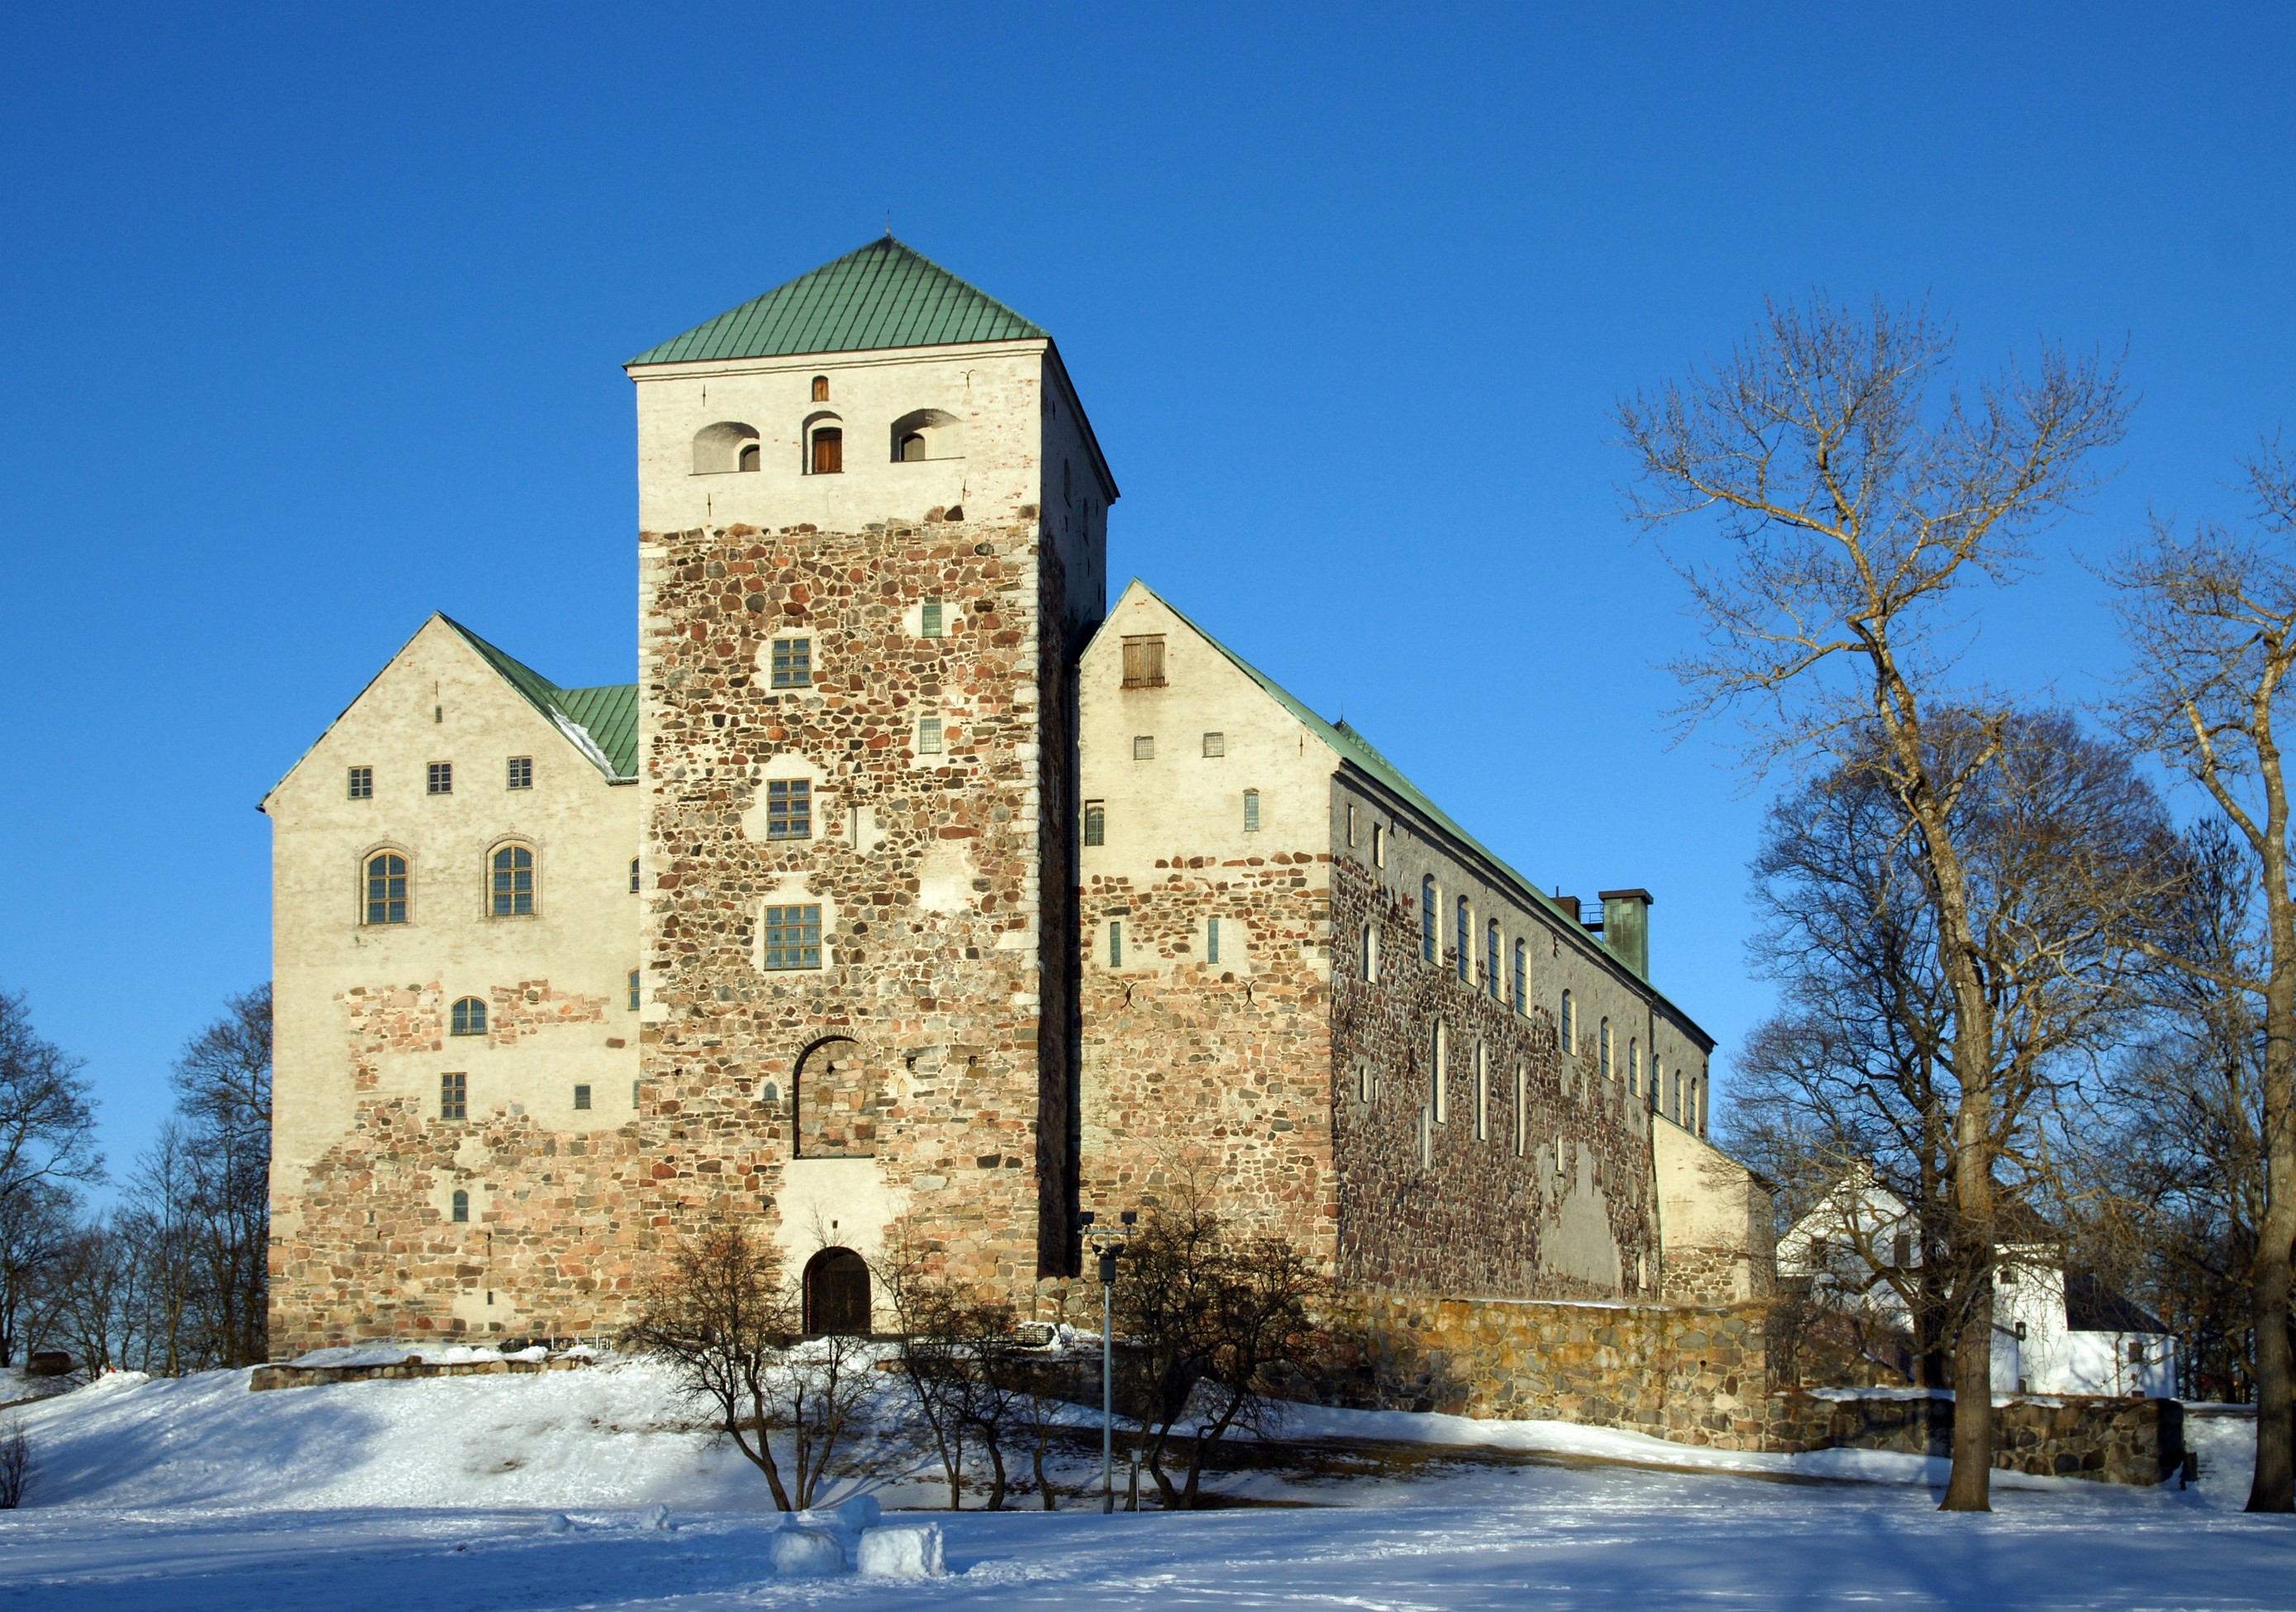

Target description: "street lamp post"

left=1080, top=1208, right=1137, bottom=1514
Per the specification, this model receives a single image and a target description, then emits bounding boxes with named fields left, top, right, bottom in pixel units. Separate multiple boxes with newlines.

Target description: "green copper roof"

left=441, top=616, right=636, bottom=781
left=627, top=237, right=1048, bottom=367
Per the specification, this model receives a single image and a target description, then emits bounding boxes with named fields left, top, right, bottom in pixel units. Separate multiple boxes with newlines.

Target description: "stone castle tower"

left=626, top=238, right=1114, bottom=1309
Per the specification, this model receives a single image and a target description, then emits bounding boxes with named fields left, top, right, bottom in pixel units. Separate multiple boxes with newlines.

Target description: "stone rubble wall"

left=1756, top=1390, right=2184, bottom=1485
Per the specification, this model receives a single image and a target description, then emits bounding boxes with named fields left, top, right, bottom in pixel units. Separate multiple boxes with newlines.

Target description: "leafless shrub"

left=0, top=1419, right=31, bottom=1509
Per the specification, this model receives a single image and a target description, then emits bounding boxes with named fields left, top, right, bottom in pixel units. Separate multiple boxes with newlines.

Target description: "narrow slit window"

left=918, top=717, right=943, bottom=755
left=1514, top=1064, right=1527, bottom=1155
left=1486, top=921, right=1501, bottom=999
left=1083, top=801, right=1106, bottom=847
left=771, top=637, right=812, bottom=689
left=1242, top=789, right=1260, bottom=832
left=1455, top=897, right=1470, bottom=983
left=1628, top=1038, right=1640, bottom=1092
left=766, top=779, right=812, bottom=839
left=1599, top=1018, right=1613, bottom=1084
left=761, top=904, right=823, bottom=970
left=440, top=1072, right=467, bottom=1121
left=1372, top=824, right=1385, bottom=867
left=1512, top=940, right=1527, bottom=1014
left=1108, top=920, right=1123, bottom=967
left=1431, top=1021, right=1448, bottom=1124
left=1207, top=918, right=1222, bottom=966
left=1560, top=990, right=1575, bottom=1053
left=1346, top=803, right=1356, bottom=844
left=922, top=598, right=944, bottom=638
left=627, top=968, right=641, bottom=1011
left=451, top=1189, right=469, bottom=1223
left=630, top=856, right=641, bottom=894
left=1421, top=878, right=1436, bottom=963
left=1474, top=1042, right=1489, bottom=1142
left=1363, top=923, right=1378, bottom=981
left=348, top=765, right=373, bottom=799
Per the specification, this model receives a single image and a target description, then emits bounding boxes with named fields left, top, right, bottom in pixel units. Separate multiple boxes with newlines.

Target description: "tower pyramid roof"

left=627, top=236, right=1048, bottom=367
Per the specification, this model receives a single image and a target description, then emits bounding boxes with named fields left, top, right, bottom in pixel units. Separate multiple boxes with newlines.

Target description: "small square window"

left=427, top=761, right=453, bottom=795
left=918, top=717, right=943, bottom=755
left=766, top=779, right=812, bottom=839
left=1132, top=736, right=1155, bottom=761
left=1083, top=801, right=1105, bottom=847
left=922, top=599, right=944, bottom=638
left=763, top=904, right=823, bottom=969
left=573, top=1084, right=592, bottom=1111
left=1242, top=789, right=1260, bottom=832
left=440, top=1071, right=467, bottom=1122
left=771, top=637, right=813, bottom=689
left=1202, top=732, right=1225, bottom=758
left=507, top=756, right=532, bottom=790
left=1121, top=636, right=1166, bottom=688
left=347, top=765, right=374, bottom=799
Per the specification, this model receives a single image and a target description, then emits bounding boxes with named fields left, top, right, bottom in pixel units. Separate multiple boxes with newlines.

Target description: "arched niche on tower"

left=692, top=421, right=760, bottom=474
left=888, top=408, right=965, bottom=463
left=793, top=1035, right=886, bottom=1158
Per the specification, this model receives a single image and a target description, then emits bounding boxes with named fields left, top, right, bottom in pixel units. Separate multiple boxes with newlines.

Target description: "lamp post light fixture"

left=1081, top=1207, right=1138, bottom=1514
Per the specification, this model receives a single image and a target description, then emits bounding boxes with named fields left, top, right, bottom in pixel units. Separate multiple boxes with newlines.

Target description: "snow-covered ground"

left=1, top=1362, right=2289, bottom=1609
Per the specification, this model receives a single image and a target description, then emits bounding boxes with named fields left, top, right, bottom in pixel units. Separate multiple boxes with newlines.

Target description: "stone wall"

left=638, top=513, right=1069, bottom=1306
left=1330, top=858, right=1659, bottom=1301
left=1757, top=1390, right=2184, bottom=1486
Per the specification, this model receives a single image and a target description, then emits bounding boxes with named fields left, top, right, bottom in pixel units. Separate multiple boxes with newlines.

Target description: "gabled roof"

left=438, top=616, right=636, bottom=781
left=627, top=236, right=1048, bottom=367
left=1116, top=580, right=1708, bottom=1038
left=2065, top=1273, right=2169, bottom=1337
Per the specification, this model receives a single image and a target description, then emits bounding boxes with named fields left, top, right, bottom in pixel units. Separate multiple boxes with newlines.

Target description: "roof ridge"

left=437, top=615, right=635, bottom=781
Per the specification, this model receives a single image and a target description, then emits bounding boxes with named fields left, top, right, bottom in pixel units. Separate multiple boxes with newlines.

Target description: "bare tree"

left=0, top=1419, right=30, bottom=1509
left=0, top=992, right=101, bottom=1235
left=2105, top=443, right=2296, bottom=1509
left=1619, top=298, right=2130, bottom=1508
left=169, top=985, right=271, bottom=1366
left=0, top=1183, right=74, bottom=1369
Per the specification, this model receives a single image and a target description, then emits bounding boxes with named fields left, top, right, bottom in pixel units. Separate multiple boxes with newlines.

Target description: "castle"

left=262, top=239, right=1769, bottom=1354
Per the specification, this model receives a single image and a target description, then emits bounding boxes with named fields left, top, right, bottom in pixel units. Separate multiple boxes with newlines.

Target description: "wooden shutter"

left=812, top=429, right=843, bottom=475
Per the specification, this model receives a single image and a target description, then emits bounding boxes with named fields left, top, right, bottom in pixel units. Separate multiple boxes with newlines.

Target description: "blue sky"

left=2, top=4, right=2290, bottom=1183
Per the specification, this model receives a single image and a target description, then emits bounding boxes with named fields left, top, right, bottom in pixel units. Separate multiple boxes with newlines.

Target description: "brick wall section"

left=269, top=980, right=644, bottom=1348
left=638, top=516, right=1066, bottom=1297
left=1077, top=852, right=1336, bottom=1249
left=1330, top=860, right=1659, bottom=1300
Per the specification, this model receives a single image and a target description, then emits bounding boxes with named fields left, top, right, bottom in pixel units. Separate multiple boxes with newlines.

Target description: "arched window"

left=364, top=851, right=408, bottom=924
left=803, top=1247, right=870, bottom=1334
left=888, top=408, right=964, bottom=463
left=1455, top=897, right=1470, bottom=983
left=450, top=996, right=487, bottom=1037
left=1421, top=878, right=1436, bottom=963
left=809, top=425, right=843, bottom=475
left=490, top=843, right=534, bottom=916
left=1512, top=940, right=1527, bottom=1014
left=1362, top=923, right=1378, bottom=982
left=1599, top=1018, right=1612, bottom=1083
left=811, top=374, right=830, bottom=403
left=1431, top=1020, right=1447, bottom=1123
left=1560, top=990, right=1575, bottom=1052
left=690, top=421, right=760, bottom=474
left=1485, top=921, right=1501, bottom=999
left=450, top=1189, right=469, bottom=1223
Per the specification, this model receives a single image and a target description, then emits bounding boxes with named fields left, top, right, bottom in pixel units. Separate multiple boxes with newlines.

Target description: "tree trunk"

left=981, top=1427, right=1007, bottom=1511
left=2247, top=942, right=2296, bottom=1510
left=1942, top=1265, right=1995, bottom=1510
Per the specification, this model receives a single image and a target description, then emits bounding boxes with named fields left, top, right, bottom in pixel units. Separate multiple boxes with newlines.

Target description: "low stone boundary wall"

left=1330, top=1293, right=2182, bottom=1483
left=250, top=1355, right=591, bottom=1392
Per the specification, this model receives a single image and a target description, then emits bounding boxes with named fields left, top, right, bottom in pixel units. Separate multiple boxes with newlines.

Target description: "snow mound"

left=858, top=1522, right=947, bottom=1579
left=769, top=1525, right=845, bottom=1576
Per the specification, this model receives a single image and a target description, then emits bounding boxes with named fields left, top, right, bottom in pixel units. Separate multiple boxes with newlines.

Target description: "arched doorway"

left=803, top=1247, right=871, bottom=1336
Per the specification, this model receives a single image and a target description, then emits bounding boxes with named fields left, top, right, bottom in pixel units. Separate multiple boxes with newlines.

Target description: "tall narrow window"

left=922, top=599, right=944, bottom=638
left=1108, top=920, right=1123, bottom=966
left=630, top=856, right=641, bottom=894
left=1203, top=732, right=1226, bottom=758
left=1242, top=789, right=1260, bottom=832
left=918, top=717, right=944, bottom=755
left=1083, top=801, right=1106, bottom=847
left=762, top=904, right=823, bottom=970
left=507, top=756, right=533, bottom=790
left=1363, top=923, right=1379, bottom=981
left=1641, top=1053, right=1653, bottom=1100
left=490, top=844, right=534, bottom=916
left=627, top=968, right=641, bottom=1010
left=1455, top=897, right=1470, bottom=983
left=1431, top=1021, right=1448, bottom=1124
left=1474, top=1042, right=1489, bottom=1142
left=364, top=852, right=408, bottom=924
left=1346, top=804, right=1356, bottom=845
left=1121, top=635, right=1166, bottom=688
left=1421, top=878, right=1436, bottom=963
left=1560, top=990, right=1575, bottom=1052
left=1599, top=1018, right=1613, bottom=1084
left=766, top=779, right=812, bottom=839
left=1207, top=918, right=1222, bottom=966
left=451, top=1189, right=469, bottom=1223
left=1372, top=823, right=1385, bottom=866
left=1628, top=1038, right=1640, bottom=1091
left=348, top=765, right=374, bottom=799
left=1486, top=921, right=1501, bottom=999
left=1512, top=940, right=1527, bottom=1015
left=810, top=427, right=843, bottom=474
left=771, top=637, right=812, bottom=689
left=450, top=996, right=487, bottom=1037
left=427, top=761, right=453, bottom=795
left=1514, top=1064, right=1527, bottom=1156
left=440, top=1072, right=467, bottom=1121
